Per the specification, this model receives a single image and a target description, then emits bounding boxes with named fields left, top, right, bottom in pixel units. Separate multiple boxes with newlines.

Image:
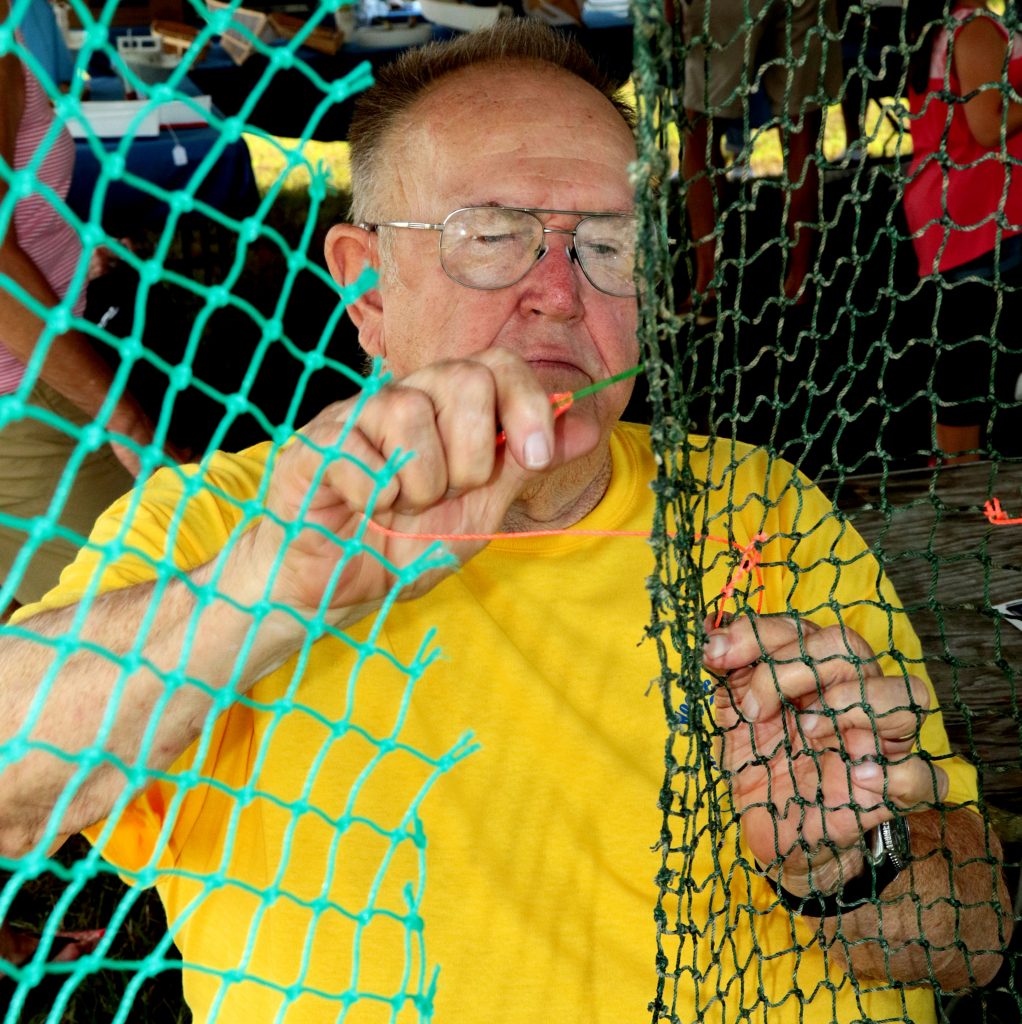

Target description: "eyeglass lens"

left=438, top=208, right=636, bottom=297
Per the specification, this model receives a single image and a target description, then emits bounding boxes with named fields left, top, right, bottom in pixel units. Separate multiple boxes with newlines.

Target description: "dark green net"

left=632, top=1, right=1021, bottom=1022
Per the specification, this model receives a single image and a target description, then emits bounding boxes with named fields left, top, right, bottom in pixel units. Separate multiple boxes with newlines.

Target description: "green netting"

left=631, top=2, right=1021, bottom=1022
left=0, top=0, right=1020, bottom=1022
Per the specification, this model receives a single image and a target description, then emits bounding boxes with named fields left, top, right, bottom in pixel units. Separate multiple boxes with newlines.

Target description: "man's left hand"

left=702, top=614, right=950, bottom=897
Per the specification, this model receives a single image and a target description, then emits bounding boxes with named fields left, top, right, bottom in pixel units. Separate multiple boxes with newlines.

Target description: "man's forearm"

left=0, top=545, right=306, bottom=857
left=825, top=807, right=1013, bottom=990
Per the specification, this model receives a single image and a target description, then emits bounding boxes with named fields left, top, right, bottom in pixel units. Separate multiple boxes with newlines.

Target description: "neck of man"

left=501, top=443, right=614, bottom=533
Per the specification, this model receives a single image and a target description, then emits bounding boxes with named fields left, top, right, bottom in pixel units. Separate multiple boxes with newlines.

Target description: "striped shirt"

left=1, top=52, right=85, bottom=394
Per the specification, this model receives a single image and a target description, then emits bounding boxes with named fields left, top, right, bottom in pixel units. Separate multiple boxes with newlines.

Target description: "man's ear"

left=324, top=223, right=386, bottom=358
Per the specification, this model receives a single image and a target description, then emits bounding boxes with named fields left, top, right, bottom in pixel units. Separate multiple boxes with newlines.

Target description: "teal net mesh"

left=0, top=0, right=1019, bottom=1021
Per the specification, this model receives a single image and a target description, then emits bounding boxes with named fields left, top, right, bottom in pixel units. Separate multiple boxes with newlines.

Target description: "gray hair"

left=346, top=18, right=636, bottom=223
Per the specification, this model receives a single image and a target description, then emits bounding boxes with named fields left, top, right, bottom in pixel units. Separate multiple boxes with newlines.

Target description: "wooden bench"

left=829, top=460, right=1022, bottom=830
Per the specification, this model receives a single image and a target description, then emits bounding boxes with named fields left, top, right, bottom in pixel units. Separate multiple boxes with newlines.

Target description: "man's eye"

left=585, top=242, right=623, bottom=257
left=473, top=232, right=517, bottom=245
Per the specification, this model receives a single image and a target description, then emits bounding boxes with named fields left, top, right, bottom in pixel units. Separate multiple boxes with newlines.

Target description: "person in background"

left=679, top=0, right=843, bottom=318
left=17, top=0, right=75, bottom=90
left=0, top=0, right=188, bottom=967
left=836, top=0, right=906, bottom=163
left=0, top=0, right=181, bottom=620
left=904, top=0, right=1022, bottom=462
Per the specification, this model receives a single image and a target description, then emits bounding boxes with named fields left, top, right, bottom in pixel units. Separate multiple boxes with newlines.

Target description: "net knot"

left=271, top=47, right=295, bottom=70
left=713, top=532, right=768, bottom=629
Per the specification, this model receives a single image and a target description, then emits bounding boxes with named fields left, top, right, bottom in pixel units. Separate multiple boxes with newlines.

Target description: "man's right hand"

left=226, top=349, right=567, bottom=636
left=0, top=350, right=573, bottom=853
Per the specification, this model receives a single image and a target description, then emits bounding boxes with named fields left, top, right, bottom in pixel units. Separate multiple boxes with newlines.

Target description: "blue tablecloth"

left=188, top=24, right=631, bottom=139
left=185, top=38, right=431, bottom=140
left=67, top=79, right=259, bottom=237
left=79, top=20, right=632, bottom=142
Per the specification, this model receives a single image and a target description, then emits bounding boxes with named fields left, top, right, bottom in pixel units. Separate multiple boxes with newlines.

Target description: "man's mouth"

left=525, top=358, right=591, bottom=383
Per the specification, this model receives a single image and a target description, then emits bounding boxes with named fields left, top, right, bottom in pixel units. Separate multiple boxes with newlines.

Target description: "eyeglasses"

left=361, top=206, right=637, bottom=298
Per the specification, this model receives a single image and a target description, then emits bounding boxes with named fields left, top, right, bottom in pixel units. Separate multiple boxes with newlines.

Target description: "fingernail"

left=802, top=714, right=820, bottom=736
left=523, top=431, right=551, bottom=469
left=703, top=634, right=730, bottom=660
left=742, top=693, right=760, bottom=723
left=853, top=761, right=881, bottom=783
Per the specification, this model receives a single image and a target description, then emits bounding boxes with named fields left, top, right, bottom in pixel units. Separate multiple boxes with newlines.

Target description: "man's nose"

left=519, top=240, right=586, bottom=319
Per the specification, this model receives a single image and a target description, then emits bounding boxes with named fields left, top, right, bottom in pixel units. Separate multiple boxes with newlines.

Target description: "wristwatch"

left=764, top=815, right=911, bottom=918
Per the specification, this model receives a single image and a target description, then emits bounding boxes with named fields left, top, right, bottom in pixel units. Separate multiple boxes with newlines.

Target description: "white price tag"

left=172, top=144, right=188, bottom=167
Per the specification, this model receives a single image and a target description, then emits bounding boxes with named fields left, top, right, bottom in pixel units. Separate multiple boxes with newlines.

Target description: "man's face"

left=364, top=62, right=639, bottom=451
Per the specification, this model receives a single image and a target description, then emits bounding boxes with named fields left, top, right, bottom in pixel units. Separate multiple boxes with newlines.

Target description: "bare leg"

left=0, top=921, right=104, bottom=965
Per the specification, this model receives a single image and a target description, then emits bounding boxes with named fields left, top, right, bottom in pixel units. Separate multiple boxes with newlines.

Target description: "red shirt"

left=904, top=5, right=1022, bottom=276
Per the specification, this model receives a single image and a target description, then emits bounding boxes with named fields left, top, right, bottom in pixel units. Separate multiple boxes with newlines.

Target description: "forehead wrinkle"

left=385, top=62, right=635, bottom=219
left=455, top=156, right=634, bottom=215
left=414, top=62, right=631, bottom=148
left=379, top=119, right=425, bottom=218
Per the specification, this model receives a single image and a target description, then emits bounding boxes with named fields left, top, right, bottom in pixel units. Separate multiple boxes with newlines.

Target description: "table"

left=66, top=82, right=260, bottom=237
left=830, top=460, right=1022, bottom=822
left=78, top=17, right=633, bottom=140
left=177, top=24, right=633, bottom=140
left=81, top=20, right=444, bottom=139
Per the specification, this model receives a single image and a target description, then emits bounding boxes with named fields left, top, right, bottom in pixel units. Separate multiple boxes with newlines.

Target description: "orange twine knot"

left=709, top=531, right=768, bottom=628
left=984, top=498, right=1022, bottom=526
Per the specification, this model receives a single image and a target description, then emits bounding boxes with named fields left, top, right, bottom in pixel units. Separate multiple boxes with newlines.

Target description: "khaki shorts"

left=0, top=379, right=134, bottom=606
left=682, top=0, right=842, bottom=120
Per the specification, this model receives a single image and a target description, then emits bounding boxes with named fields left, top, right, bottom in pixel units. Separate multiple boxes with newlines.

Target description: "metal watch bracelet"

left=763, top=816, right=911, bottom=918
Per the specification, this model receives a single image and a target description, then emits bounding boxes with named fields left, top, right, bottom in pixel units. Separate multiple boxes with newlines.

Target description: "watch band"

left=763, top=816, right=911, bottom=918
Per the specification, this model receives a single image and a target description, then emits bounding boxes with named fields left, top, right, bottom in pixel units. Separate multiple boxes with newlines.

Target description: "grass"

left=236, top=37, right=924, bottom=204
left=237, top=98, right=911, bottom=199
left=1, top=838, right=188, bottom=1024
left=650, top=98, right=910, bottom=179
left=745, top=98, right=911, bottom=177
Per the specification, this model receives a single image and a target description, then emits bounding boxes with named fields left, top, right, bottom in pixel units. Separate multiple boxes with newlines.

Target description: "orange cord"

left=711, top=532, right=768, bottom=628
left=985, top=498, right=1022, bottom=525
left=494, top=392, right=574, bottom=447
left=364, top=379, right=769, bottom=624
left=363, top=517, right=768, bottom=627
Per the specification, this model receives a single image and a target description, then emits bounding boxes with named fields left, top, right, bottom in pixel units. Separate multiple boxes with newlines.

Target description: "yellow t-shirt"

left=19, top=423, right=976, bottom=1024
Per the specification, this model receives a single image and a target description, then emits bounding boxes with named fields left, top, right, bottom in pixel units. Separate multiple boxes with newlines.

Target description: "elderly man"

left=0, top=18, right=1011, bottom=1024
